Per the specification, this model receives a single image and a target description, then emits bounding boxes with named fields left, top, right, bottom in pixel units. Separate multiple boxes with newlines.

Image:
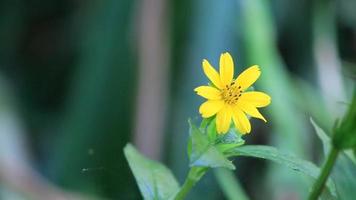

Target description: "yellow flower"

left=195, top=52, right=271, bottom=134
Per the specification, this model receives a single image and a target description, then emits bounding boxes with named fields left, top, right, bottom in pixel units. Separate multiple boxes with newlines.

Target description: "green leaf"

left=187, top=135, right=192, bottom=159
left=206, top=118, right=217, bottom=142
left=200, top=117, right=213, bottom=131
left=215, top=128, right=245, bottom=153
left=216, top=128, right=245, bottom=145
left=226, top=145, right=337, bottom=197
left=332, top=153, right=356, bottom=200
left=311, top=117, right=356, bottom=199
left=311, top=117, right=356, bottom=165
left=333, top=92, right=356, bottom=150
left=124, top=144, right=180, bottom=200
left=189, top=120, right=235, bottom=170
left=310, top=118, right=331, bottom=155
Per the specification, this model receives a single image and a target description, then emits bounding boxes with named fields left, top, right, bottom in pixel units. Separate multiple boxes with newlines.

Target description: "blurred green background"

left=0, top=0, right=355, bottom=199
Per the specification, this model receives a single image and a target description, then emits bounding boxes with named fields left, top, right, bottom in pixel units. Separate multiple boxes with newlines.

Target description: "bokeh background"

left=0, top=0, right=355, bottom=199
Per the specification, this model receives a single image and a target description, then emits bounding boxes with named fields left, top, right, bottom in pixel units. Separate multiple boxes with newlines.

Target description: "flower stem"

left=308, top=147, right=339, bottom=200
left=174, top=175, right=195, bottom=200
left=174, top=167, right=206, bottom=200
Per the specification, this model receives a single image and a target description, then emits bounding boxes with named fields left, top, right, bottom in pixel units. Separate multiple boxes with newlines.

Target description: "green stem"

left=308, top=147, right=339, bottom=200
left=174, top=167, right=206, bottom=200
left=174, top=175, right=195, bottom=200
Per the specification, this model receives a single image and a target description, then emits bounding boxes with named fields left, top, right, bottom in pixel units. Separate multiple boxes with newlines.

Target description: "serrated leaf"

left=189, top=121, right=235, bottom=170
left=226, top=145, right=337, bottom=197
left=124, top=144, right=180, bottom=200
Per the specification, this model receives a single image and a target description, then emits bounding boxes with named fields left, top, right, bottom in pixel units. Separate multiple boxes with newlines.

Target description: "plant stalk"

left=308, top=146, right=339, bottom=200
left=174, top=167, right=206, bottom=200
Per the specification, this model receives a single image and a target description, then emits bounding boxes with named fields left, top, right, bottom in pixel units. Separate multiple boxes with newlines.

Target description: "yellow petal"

left=239, top=91, right=271, bottom=107
left=199, top=100, right=224, bottom=118
left=219, top=52, right=234, bottom=86
left=216, top=105, right=233, bottom=134
left=194, top=86, right=222, bottom=100
left=232, top=107, right=251, bottom=134
left=237, top=101, right=267, bottom=122
left=202, top=59, right=223, bottom=89
left=236, top=65, right=261, bottom=90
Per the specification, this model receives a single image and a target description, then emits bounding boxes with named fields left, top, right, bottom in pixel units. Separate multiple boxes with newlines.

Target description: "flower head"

left=195, top=52, right=271, bottom=134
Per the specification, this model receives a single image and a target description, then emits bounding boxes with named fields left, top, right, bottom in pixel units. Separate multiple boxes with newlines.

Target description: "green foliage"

left=201, top=118, right=246, bottom=153
left=311, top=118, right=356, bottom=164
left=310, top=118, right=331, bottom=155
left=331, top=154, right=356, bottom=200
left=214, top=169, right=249, bottom=200
left=242, top=0, right=310, bottom=198
left=215, top=129, right=245, bottom=153
left=226, top=145, right=318, bottom=177
left=206, top=118, right=217, bottom=142
left=226, top=145, right=337, bottom=197
left=333, top=92, right=356, bottom=150
left=48, top=1, right=136, bottom=197
left=311, top=118, right=356, bottom=200
left=124, top=144, right=180, bottom=200
left=188, top=120, right=235, bottom=170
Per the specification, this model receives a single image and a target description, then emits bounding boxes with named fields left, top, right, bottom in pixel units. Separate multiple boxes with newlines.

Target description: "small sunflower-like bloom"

left=195, top=52, right=271, bottom=134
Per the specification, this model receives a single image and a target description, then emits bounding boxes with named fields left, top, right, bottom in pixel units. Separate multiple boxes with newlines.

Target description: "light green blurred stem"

left=241, top=0, right=308, bottom=198
left=308, top=147, right=339, bottom=200
left=214, top=169, right=250, bottom=200
left=241, top=0, right=306, bottom=153
left=312, top=0, right=346, bottom=117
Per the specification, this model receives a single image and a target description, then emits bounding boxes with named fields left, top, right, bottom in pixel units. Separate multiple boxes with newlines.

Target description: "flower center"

left=221, top=81, right=242, bottom=105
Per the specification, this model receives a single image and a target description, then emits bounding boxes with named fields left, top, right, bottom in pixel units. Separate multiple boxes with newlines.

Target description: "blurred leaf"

left=226, top=145, right=337, bottom=197
left=311, top=118, right=356, bottom=200
left=124, top=144, right=180, bottom=200
left=189, top=121, right=235, bottom=170
left=332, top=154, right=356, bottom=200
left=344, top=150, right=356, bottom=165
left=49, top=1, right=136, bottom=198
left=311, top=117, right=356, bottom=164
left=242, top=0, right=309, bottom=197
left=214, top=169, right=250, bottom=200
left=310, top=118, right=331, bottom=155
left=333, top=92, right=356, bottom=150
left=293, top=79, right=333, bottom=129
